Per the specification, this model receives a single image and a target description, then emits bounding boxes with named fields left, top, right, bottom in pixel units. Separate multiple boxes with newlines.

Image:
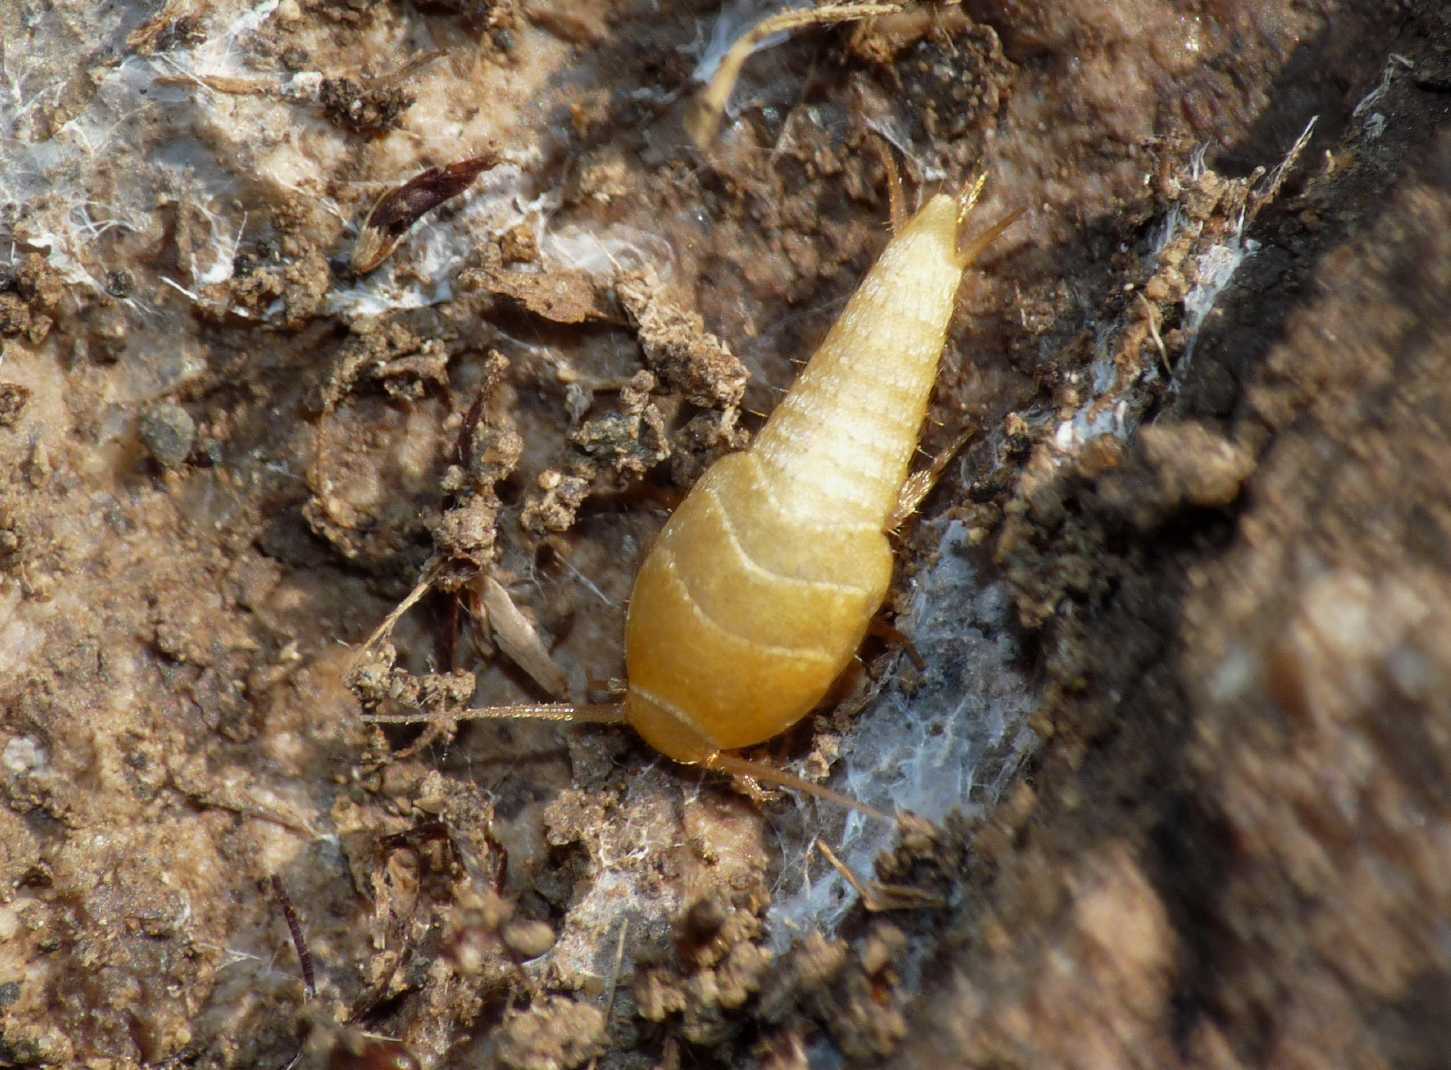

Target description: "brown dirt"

left=1, top=0, right=1448, bottom=1067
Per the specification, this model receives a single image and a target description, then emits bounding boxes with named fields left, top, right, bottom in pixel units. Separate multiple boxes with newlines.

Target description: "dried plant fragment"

left=473, top=575, right=570, bottom=698
left=352, top=154, right=498, bottom=274
left=686, top=2, right=903, bottom=146
left=153, top=72, right=275, bottom=95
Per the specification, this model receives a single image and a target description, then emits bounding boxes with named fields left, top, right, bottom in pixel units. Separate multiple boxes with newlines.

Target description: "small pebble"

left=139, top=403, right=195, bottom=469
left=502, top=919, right=556, bottom=959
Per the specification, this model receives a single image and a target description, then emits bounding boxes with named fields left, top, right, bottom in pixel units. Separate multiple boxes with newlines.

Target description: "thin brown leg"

left=957, top=204, right=1027, bottom=267
left=868, top=617, right=926, bottom=671
left=705, top=752, right=892, bottom=823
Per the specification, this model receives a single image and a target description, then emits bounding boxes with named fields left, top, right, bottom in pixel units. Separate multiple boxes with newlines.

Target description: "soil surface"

left=1, top=1, right=1449, bottom=1068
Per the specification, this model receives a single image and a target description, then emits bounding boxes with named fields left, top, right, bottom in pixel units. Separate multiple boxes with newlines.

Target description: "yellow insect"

left=368, top=172, right=1020, bottom=817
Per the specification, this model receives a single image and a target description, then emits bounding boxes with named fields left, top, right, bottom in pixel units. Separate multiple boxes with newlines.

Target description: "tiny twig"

left=270, top=875, right=317, bottom=998
left=816, top=840, right=946, bottom=911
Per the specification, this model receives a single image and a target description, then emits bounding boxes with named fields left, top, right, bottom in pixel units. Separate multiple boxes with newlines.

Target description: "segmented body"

left=624, top=192, right=976, bottom=764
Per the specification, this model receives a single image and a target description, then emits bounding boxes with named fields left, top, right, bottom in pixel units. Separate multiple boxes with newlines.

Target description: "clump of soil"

left=319, top=76, right=415, bottom=138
